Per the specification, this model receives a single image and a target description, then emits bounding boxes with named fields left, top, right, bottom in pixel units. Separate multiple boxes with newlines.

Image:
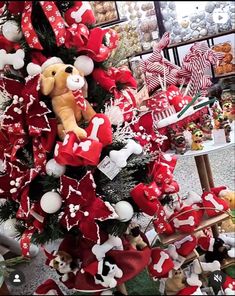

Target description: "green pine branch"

left=0, top=200, right=19, bottom=223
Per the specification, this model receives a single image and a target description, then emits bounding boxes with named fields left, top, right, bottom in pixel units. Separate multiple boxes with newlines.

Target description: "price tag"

left=97, top=156, right=121, bottom=180
left=213, top=129, right=227, bottom=145
left=152, top=31, right=159, bottom=40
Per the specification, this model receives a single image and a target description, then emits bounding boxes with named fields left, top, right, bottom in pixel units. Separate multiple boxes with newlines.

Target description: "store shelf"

left=168, top=30, right=235, bottom=49
left=221, top=257, right=235, bottom=269
left=214, top=72, right=235, bottom=79
left=159, top=212, right=230, bottom=246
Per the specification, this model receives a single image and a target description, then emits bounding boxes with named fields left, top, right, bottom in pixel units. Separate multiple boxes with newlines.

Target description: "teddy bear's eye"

left=52, top=71, right=56, bottom=76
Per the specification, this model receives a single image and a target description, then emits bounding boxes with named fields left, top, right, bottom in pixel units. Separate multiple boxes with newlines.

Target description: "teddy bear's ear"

left=40, top=75, right=55, bottom=96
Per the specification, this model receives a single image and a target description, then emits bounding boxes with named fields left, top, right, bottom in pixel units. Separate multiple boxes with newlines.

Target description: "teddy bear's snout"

left=65, top=66, right=73, bottom=73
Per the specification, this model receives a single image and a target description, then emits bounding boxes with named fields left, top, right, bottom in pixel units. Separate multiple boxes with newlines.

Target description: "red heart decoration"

left=171, top=95, right=193, bottom=112
left=148, top=248, right=174, bottom=278
left=202, top=192, right=229, bottom=217
left=166, top=85, right=180, bottom=103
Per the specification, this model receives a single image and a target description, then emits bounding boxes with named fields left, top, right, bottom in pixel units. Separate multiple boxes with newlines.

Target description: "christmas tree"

left=0, top=1, right=181, bottom=294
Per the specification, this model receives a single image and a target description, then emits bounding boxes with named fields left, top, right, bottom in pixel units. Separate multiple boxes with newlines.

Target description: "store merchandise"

left=160, top=1, right=234, bottom=44
left=213, top=41, right=235, bottom=76
left=0, top=2, right=234, bottom=296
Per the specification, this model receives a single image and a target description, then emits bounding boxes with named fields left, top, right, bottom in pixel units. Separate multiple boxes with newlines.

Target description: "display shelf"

left=214, top=72, right=235, bottom=79
left=168, top=30, right=235, bottom=49
left=159, top=212, right=230, bottom=246
left=164, top=121, right=235, bottom=158
left=99, top=17, right=128, bottom=28
left=221, top=257, right=235, bottom=269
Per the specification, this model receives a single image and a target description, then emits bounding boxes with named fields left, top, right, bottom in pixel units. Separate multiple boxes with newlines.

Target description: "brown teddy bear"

left=40, top=62, right=96, bottom=140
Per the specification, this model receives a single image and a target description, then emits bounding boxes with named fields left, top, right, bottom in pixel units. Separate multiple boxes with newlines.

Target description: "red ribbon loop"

left=21, top=1, right=66, bottom=50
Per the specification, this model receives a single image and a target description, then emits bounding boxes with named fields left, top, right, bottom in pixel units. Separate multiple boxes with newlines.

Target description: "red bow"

left=21, top=1, right=66, bottom=50
left=65, top=23, right=89, bottom=50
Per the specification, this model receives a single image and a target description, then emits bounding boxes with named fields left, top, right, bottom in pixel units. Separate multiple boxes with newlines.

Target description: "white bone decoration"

left=173, top=216, right=195, bottom=228
left=109, top=139, right=143, bottom=168
left=153, top=251, right=169, bottom=273
left=88, top=117, right=105, bottom=142
left=204, top=193, right=224, bottom=211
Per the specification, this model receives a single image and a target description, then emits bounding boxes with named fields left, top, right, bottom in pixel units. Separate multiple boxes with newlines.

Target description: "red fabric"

left=130, top=182, right=162, bottom=216
left=35, top=279, right=64, bottom=295
left=64, top=1, right=96, bottom=26
left=202, top=192, right=229, bottom=217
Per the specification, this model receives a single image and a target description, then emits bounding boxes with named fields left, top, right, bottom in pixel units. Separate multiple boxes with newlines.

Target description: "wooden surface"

left=221, top=257, right=235, bottom=269
left=159, top=213, right=230, bottom=245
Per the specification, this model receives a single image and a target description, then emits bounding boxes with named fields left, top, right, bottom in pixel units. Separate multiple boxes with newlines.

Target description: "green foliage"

left=99, top=219, right=130, bottom=237
left=0, top=200, right=19, bottom=223
left=15, top=214, right=65, bottom=245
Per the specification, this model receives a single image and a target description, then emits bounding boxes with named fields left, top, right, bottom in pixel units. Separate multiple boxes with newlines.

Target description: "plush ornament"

left=46, top=250, right=78, bottom=282
left=7, top=1, right=24, bottom=15
left=34, top=279, right=64, bottom=295
left=153, top=211, right=175, bottom=235
left=64, top=1, right=96, bottom=26
left=84, top=257, right=123, bottom=288
left=198, top=236, right=215, bottom=252
left=130, top=182, right=162, bottom=216
left=40, top=191, right=62, bottom=214
left=183, top=191, right=202, bottom=207
left=3, top=218, right=17, bottom=237
left=0, top=49, right=25, bottom=70
left=174, top=235, right=197, bottom=257
left=171, top=95, right=193, bottom=113
left=192, top=259, right=221, bottom=274
left=2, top=20, right=23, bottom=42
left=211, top=187, right=235, bottom=210
left=161, top=180, right=179, bottom=194
left=222, top=276, right=235, bottom=295
left=198, top=236, right=228, bottom=263
left=152, top=163, right=173, bottom=184
left=27, top=62, right=43, bottom=77
left=219, top=234, right=235, bottom=258
left=92, top=235, right=123, bottom=261
left=40, top=62, right=96, bottom=139
left=148, top=248, right=174, bottom=278
left=114, top=201, right=134, bottom=222
left=109, top=139, right=142, bottom=168
left=176, top=286, right=204, bottom=295
left=202, top=192, right=229, bottom=217
left=165, top=269, right=186, bottom=295
left=45, top=159, right=66, bottom=178
left=170, top=206, right=199, bottom=233
left=74, top=55, right=94, bottom=76
left=125, top=224, right=148, bottom=250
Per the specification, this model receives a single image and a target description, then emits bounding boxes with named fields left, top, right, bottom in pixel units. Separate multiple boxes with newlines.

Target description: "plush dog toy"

left=125, top=224, right=147, bottom=250
left=165, top=269, right=186, bottom=295
left=191, top=129, right=204, bottom=150
left=40, top=62, right=96, bottom=140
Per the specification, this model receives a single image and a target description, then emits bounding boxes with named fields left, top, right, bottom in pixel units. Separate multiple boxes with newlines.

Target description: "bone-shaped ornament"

left=153, top=251, right=169, bottom=273
left=173, top=216, right=195, bottom=228
left=204, top=193, right=224, bottom=211
left=88, top=117, right=105, bottom=142
left=71, top=2, right=91, bottom=23
left=174, top=235, right=193, bottom=249
left=109, top=139, right=143, bottom=168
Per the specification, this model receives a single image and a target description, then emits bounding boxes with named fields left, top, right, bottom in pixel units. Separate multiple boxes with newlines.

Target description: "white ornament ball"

left=45, top=159, right=66, bottom=178
left=26, top=62, right=42, bottom=76
left=74, top=55, right=94, bottom=76
left=2, top=20, right=23, bottom=42
left=114, top=201, right=134, bottom=222
left=40, top=191, right=62, bottom=214
left=3, top=218, right=17, bottom=237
